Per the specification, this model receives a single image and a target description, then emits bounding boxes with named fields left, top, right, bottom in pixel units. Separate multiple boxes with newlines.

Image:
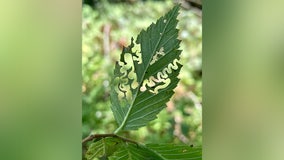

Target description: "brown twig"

left=188, top=91, right=202, bottom=109
left=82, top=133, right=138, bottom=145
left=177, top=0, right=202, bottom=10
left=174, top=115, right=190, bottom=144
left=187, top=0, right=202, bottom=9
left=103, top=24, right=111, bottom=56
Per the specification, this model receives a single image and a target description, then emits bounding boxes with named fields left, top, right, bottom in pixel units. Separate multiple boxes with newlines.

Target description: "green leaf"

left=109, top=143, right=162, bottom=160
left=85, top=137, right=122, bottom=160
left=110, top=143, right=202, bottom=160
left=111, top=5, right=182, bottom=132
left=146, top=144, right=202, bottom=160
left=86, top=137, right=202, bottom=160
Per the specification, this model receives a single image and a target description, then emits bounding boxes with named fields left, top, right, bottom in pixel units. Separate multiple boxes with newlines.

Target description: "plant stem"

left=82, top=133, right=138, bottom=145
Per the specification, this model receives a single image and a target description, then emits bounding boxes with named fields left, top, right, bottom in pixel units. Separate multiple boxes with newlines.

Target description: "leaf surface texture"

left=146, top=144, right=202, bottom=160
left=85, top=137, right=122, bottom=160
left=86, top=137, right=202, bottom=160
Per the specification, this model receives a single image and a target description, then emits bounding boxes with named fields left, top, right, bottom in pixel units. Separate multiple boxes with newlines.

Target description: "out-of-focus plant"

left=82, top=0, right=202, bottom=148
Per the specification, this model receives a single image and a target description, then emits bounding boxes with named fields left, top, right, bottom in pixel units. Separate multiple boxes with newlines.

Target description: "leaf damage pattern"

left=110, top=5, right=182, bottom=132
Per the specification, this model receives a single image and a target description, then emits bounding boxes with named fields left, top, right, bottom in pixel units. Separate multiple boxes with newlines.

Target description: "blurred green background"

left=82, top=0, right=202, bottom=146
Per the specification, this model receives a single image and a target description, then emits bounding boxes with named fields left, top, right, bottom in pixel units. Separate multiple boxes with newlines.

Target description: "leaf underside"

left=85, top=137, right=122, bottom=160
left=110, top=5, right=182, bottom=132
left=86, top=137, right=202, bottom=160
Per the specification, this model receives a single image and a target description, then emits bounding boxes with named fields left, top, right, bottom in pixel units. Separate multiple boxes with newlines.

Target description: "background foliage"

left=82, top=0, right=202, bottom=146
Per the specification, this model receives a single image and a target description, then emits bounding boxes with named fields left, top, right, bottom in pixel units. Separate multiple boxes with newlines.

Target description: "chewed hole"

left=163, top=19, right=167, bottom=23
